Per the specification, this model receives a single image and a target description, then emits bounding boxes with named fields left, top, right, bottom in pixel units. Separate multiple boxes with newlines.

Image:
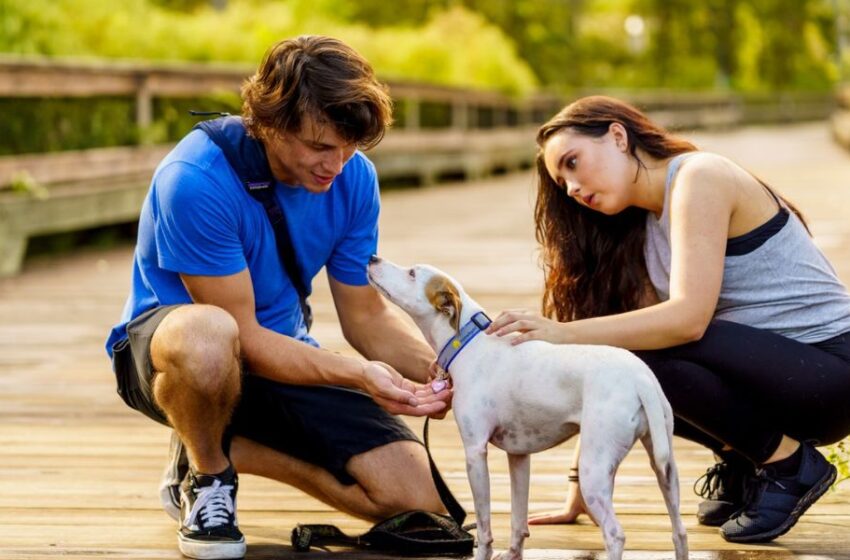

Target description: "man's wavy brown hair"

left=241, top=35, right=393, bottom=149
left=534, top=96, right=697, bottom=322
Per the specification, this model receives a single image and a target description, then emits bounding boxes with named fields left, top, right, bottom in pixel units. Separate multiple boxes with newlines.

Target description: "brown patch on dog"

left=425, top=275, right=462, bottom=332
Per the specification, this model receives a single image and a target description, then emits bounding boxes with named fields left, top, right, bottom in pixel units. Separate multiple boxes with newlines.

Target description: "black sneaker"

left=160, top=431, right=189, bottom=521
left=720, top=442, right=837, bottom=543
left=178, top=465, right=246, bottom=559
left=693, top=453, right=755, bottom=526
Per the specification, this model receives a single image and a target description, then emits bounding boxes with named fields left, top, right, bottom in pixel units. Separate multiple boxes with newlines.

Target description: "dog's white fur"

left=368, top=258, right=688, bottom=560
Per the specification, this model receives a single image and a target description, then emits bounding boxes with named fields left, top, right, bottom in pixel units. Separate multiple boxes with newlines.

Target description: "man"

left=106, top=35, right=450, bottom=560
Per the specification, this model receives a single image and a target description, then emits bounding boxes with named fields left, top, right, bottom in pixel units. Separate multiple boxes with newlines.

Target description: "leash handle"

left=424, top=417, right=467, bottom=525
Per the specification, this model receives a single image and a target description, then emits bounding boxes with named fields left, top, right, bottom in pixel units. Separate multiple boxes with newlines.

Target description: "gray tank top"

left=644, top=153, right=850, bottom=343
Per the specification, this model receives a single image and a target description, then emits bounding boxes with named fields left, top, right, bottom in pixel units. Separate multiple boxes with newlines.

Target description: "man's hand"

left=362, top=361, right=451, bottom=417
left=425, top=359, right=453, bottom=419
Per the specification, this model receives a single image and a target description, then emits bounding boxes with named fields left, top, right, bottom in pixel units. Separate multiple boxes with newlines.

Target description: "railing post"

left=135, top=74, right=153, bottom=138
left=521, top=104, right=535, bottom=126
left=452, top=100, right=468, bottom=131
left=493, top=104, right=508, bottom=128
left=404, top=97, right=420, bottom=130
left=0, top=223, right=27, bottom=277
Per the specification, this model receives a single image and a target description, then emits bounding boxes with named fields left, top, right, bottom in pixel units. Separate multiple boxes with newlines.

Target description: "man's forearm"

left=343, top=308, right=434, bottom=383
left=239, top=323, right=366, bottom=388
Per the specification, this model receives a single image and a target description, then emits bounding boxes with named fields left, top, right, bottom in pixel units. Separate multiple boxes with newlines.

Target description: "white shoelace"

left=184, top=479, right=236, bottom=529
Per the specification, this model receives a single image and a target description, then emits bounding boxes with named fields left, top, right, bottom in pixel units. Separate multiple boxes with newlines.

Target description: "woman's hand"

left=528, top=474, right=597, bottom=526
left=486, top=309, right=573, bottom=345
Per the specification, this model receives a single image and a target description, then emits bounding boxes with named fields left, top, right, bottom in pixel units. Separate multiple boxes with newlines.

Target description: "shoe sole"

left=697, top=501, right=743, bottom=527
left=721, top=464, right=838, bottom=543
left=159, top=483, right=181, bottom=522
left=177, top=534, right=246, bottom=560
left=698, top=508, right=742, bottom=527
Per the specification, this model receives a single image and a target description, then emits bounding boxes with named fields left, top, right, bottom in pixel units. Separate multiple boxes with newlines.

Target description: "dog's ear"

left=435, top=290, right=462, bottom=332
left=426, top=275, right=463, bottom=332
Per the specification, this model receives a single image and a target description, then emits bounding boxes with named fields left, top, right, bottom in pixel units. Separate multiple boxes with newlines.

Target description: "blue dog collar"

left=436, top=311, right=492, bottom=373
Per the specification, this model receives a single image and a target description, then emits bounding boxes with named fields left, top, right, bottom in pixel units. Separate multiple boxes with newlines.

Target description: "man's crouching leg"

left=232, top=436, right=446, bottom=522
left=347, top=439, right=448, bottom=519
left=151, top=304, right=241, bottom=472
left=150, top=304, right=246, bottom=559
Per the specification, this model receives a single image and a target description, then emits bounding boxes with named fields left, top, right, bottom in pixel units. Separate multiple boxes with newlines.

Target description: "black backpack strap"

left=193, top=117, right=312, bottom=330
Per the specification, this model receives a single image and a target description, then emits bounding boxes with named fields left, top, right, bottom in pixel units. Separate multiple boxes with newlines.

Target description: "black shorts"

left=110, top=305, right=420, bottom=485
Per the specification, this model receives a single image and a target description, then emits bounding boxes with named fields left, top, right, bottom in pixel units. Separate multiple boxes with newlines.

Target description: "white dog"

left=367, top=257, right=688, bottom=560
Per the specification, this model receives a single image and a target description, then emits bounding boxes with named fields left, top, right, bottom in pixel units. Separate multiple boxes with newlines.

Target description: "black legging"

left=635, top=320, right=850, bottom=464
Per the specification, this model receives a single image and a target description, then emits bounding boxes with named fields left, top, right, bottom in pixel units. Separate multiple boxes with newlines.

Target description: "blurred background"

left=2, top=0, right=850, bottom=95
left=2, top=3, right=850, bottom=555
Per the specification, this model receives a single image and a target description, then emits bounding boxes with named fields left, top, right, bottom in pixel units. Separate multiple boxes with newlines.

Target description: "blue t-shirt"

left=105, top=129, right=380, bottom=356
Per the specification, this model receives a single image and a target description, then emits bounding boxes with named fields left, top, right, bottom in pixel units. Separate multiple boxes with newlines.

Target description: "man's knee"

left=352, top=441, right=445, bottom=516
left=151, top=304, right=241, bottom=394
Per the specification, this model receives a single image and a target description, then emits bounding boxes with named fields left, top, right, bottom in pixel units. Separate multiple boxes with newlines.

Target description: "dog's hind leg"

left=577, top=422, right=631, bottom=560
left=494, top=453, right=530, bottom=560
left=641, top=435, right=689, bottom=560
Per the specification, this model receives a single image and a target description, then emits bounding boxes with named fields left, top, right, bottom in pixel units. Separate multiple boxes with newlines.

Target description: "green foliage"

left=146, top=92, right=242, bottom=144
left=2, top=0, right=842, bottom=93
left=0, top=97, right=137, bottom=155
left=0, top=0, right=537, bottom=95
left=9, top=170, right=47, bottom=199
left=0, top=95, right=238, bottom=155
left=352, top=6, right=537, bottom=95
left=346, top=0, right=842, bottom=92
left=628, top=0, right=838, bottom=92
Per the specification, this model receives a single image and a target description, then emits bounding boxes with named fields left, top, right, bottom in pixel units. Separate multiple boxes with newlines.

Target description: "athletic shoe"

left=720, top=442, right=837, bottom=543
left=178, top=465, right=246, bottom=559
left=159, top=430, right=189, bottom=521
left=694, top=453, right=754, bottom=526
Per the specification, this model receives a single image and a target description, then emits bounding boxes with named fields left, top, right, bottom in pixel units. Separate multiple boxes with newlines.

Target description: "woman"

left=487, top=96, right=850, bottom=543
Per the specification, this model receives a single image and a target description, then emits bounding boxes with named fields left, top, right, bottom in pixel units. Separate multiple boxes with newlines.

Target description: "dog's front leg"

left=463, top=439, right=494, bottom=560
left=495, top=453, right=530, bottom=560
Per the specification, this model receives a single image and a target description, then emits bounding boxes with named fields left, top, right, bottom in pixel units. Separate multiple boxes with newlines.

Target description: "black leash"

left=291, top=418, right=475, bottom=554
left=423, top=416, right=468, bottom=526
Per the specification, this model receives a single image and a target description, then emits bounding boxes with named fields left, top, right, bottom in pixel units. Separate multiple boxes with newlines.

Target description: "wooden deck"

left=1, top=122, right=849, bottom=559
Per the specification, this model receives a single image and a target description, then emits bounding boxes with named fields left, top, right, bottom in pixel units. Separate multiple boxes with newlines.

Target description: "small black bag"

left=291, top=510, right=474, bottom=556
left=290, top=419, right=474, bottom=556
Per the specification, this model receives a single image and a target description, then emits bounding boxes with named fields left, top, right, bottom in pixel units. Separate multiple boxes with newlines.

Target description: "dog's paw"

left=492, top=549, right=523, bottom=560
left=474, top=547, right=493, bottom=560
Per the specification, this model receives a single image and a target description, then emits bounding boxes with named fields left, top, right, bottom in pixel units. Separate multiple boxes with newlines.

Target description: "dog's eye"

left=408, top=269, right=416, bottom=279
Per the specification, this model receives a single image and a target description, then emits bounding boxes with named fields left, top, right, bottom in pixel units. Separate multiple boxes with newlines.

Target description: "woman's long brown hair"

left=535, top=96, right=697, bottom=322
left=535, top=95, right=808, bottom=322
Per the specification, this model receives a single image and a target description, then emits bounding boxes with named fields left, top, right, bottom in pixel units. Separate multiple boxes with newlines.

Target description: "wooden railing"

left=0, top=56, right=839, bottom=276
left=831, top=84, right=850, bottom=150
left=0, top=56, right=560, bottom=276
left=0, top=55, right=557, bottom=133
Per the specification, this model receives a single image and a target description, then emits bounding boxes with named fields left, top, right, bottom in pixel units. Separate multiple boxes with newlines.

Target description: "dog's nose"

left=369, top=255, right=381, bottom=264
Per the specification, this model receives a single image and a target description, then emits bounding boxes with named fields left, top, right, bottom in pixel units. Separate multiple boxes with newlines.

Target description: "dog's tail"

left=636, top=368, right=675, bottom=470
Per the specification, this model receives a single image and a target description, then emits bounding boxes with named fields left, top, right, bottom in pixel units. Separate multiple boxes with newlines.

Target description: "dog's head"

left=367, top=256, right=463, bottom=333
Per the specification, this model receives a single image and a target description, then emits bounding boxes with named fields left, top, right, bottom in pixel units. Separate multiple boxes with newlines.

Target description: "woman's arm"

left=529, top=437, right=597, bottom=525
left=490, top=157, right=736, bottom=350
